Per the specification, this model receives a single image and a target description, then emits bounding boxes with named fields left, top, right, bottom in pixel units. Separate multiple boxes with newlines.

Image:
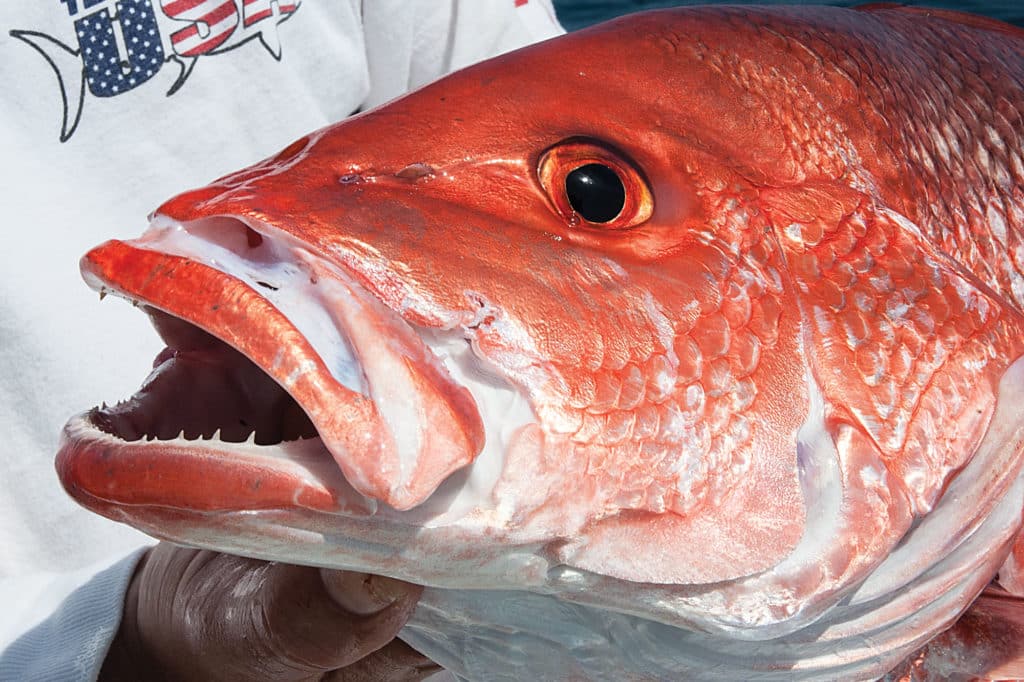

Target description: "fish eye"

left=565, top=164, right=626, bottom=223
left=538, top=139, right=653, bottom=230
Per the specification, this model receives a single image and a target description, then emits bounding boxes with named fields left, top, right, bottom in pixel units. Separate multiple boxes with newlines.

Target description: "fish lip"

left=56, top=410, right=373, bottom=516
left=57, top=237, right=380, bottom=515
left=61, top=221, right=484, bottom=513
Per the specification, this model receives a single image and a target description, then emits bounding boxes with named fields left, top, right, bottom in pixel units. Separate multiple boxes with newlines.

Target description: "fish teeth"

left=245, top=430, right=257, bottom=444
left=210, top=428, right=222, bottom=442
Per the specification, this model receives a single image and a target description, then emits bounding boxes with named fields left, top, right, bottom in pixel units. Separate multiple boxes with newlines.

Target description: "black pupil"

left=564, top=163, right=626, bottom=223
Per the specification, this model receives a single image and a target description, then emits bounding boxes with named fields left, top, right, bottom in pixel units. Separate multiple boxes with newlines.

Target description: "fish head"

left=56, top=7, right=1024, bottom=641
left=60, top=13, right=809, bottom=591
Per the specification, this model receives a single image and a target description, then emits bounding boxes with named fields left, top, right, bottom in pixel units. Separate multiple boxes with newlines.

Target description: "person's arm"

left=0, top=547, right=149, bottom=682
left=361, top=0, right=564, bottom=109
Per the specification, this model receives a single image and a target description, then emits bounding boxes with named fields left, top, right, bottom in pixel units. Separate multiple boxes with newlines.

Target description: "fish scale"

left=777, top=191, right=1020, bottom=512
left=845, top=15, right=1024, bottom=315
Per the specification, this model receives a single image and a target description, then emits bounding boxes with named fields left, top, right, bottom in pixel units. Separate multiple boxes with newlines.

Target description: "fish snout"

left=68, top=212, right=488, bottom=513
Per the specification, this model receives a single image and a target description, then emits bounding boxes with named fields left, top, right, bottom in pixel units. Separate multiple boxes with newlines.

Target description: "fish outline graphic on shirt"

left=10, top=0, right=301, bottom=142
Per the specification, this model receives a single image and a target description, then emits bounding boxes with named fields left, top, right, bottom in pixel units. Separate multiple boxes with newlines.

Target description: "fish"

left=55, top=4, right=1024, bottom=679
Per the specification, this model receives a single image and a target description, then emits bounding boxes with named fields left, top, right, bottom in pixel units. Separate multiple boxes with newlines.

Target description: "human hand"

left=101, top=542, right=439, bottom=681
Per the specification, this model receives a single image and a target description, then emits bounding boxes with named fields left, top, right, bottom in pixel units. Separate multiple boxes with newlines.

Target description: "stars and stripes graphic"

left=242, top=0, right=299, bottom=27
left=161, top=0, right=239, bottom=57
left=14, top=0, right=544, bottom=142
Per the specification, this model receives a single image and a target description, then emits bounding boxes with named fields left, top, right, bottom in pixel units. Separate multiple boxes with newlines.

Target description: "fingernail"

left=322, top=570, right=413, bottom=615
left=366, top=575, right=416, bottom=607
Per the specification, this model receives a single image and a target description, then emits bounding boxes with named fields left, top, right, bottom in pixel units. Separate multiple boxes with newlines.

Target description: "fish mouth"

left=91, top=312, right=321, bottom=447
left=60, top=312, right=362, bottom=515
left=57, top=215, right=490, bottom=517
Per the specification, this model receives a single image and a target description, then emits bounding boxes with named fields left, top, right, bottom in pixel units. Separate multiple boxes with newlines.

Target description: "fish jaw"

left=58, top=227, right=486, bottom=514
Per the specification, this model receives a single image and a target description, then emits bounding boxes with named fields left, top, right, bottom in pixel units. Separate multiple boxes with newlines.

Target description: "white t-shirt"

left=0, top=2, right=562, bottom=678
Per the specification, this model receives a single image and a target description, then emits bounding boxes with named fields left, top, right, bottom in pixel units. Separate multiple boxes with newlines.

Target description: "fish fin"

left=762, top=182, right=1024, bottom=515
left=9, top=29, right=85, bottom=142
left=887, top=588, right=1024, bottom=680
left=165, top=55, right=198, bottom=97
left=257, top=27, right=283, bottom=61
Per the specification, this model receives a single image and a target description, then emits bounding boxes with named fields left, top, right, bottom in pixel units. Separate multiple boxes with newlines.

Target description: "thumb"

left=256, top=564, right=423, bottom=674
left=320, top=570, right=422, bottom=616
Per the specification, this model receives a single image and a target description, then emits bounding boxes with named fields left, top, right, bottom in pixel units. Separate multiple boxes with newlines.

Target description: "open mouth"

left=60, top=302, right=362, bottom=516
left=92, top=308, right=319, bottom=446
left=58, top=215, right=493, bottom=515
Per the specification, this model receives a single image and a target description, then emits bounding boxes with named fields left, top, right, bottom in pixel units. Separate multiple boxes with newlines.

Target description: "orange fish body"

left=58, top=5, right=1024, bottom=679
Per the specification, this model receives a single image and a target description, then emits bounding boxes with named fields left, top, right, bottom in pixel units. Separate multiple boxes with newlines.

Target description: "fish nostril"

left=395, top=163, right=435, bottom=181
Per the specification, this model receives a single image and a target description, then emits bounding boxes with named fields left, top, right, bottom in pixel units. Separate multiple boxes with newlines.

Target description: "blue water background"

left=553, top=1, right=1023, bottom=30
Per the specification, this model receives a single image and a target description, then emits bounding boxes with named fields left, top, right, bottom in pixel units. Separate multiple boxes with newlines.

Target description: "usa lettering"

left=161, top=0, right=240, bottom=57
left=12, top=0, right=302, bottom=140
left=59, top=0, right=301, bottom=95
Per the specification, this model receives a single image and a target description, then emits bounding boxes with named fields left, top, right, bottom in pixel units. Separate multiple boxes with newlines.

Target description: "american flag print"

left=13, top=0, right=306, bottom=141
left=242, top=0, right=299, bottom=28
left=161, top=0, right=239, bottom=57
left=78, top=0, right=166, bottom=97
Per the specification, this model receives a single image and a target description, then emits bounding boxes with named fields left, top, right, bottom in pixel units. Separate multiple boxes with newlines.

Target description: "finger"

left=131, top=544, right=427, bottom=680
left=135, top=547, right=291, bottom=680
left=321, top=638, right=443, bottom=682
left=254, top=564, right=422, bottom=674
left=320, top=570, right=423, bottom=616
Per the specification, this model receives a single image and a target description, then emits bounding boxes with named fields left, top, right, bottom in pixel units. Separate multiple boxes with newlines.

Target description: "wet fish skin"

left=57, top=5, right=1024, bottom=679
